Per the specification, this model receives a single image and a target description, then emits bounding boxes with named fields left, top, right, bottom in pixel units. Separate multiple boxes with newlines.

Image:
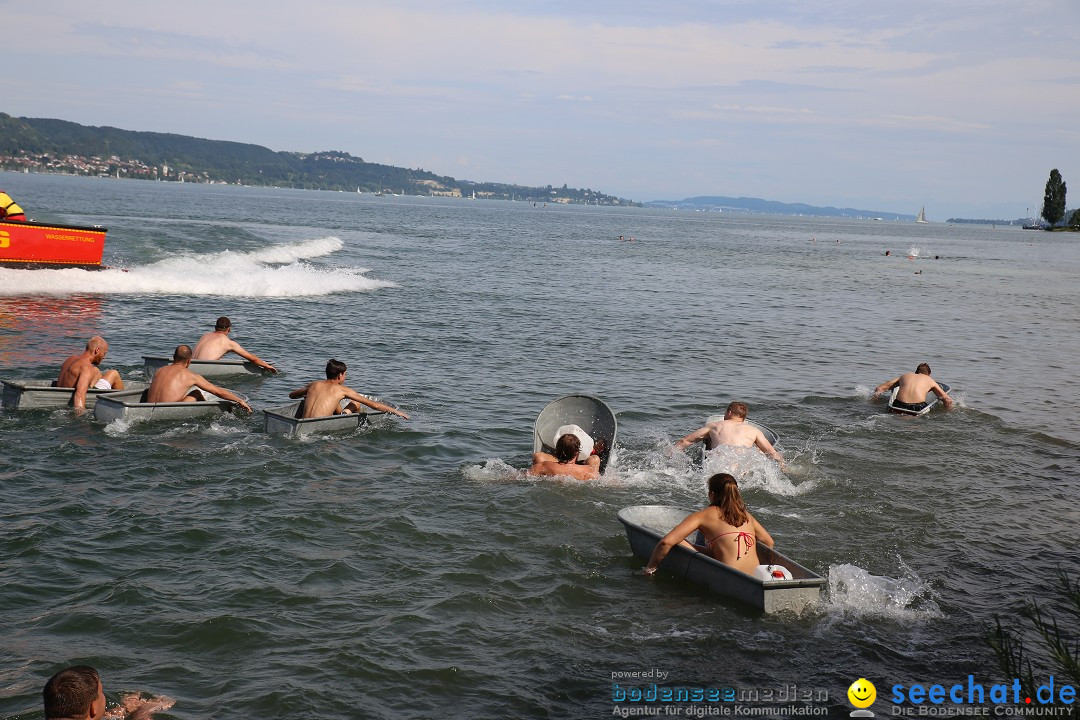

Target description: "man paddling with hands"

left=528, top=432, right=601, bottom=481
left=57, top=336, right=125, bottom=412
left=873, top=362, right=953, bottom=414
left=192, top=316, right=277, bottom=373
left=43, top=665, right=173, bottom=720
left=288, top=359, right=408, bottom=419
left=675, top=401, right=786, bottom=471
left=146, top=344, right=252, bottom=412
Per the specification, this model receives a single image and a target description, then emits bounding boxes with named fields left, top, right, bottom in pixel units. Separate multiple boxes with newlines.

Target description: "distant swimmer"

left=57, top=336, right=125, bottom=412
left=873, top=362, right=953, bottom=414
left=288, top=358, right=408, bottom=419
left=675, top=401, right=785, bottom=470
left=0, top=189, right=26, bottom=221
left=528, top=430, right=601, bottom=481
left=146, top=345, right=252, bottom=412
left=192, top=316, right=276, bottom=373
left=43, top=665, right=174, bottom=720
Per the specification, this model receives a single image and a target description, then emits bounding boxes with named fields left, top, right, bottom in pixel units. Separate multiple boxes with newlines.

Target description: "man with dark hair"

left=146, top=344, right=252, bottom=412
left=57, top=336, right=126, bottom=412
left=675, top=401, right=785, bottom=468
left=43, top=665, right=172, bottom=720
left=873, top=362, right=953, bottom=413
left=528, top=433, right=601, bottom=480
left=288, top=359, right=408, bottom=419
left=44, top=665, right=105, bottom=720
left=191, top=316, right=276, bottom=373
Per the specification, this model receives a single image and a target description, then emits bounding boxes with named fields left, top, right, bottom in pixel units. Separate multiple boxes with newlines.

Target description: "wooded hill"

left=0, top=113, right=634, bottom=205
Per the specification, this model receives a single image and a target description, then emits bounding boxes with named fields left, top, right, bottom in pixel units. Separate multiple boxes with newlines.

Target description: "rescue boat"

left=0, top=219, right=107, bottom=269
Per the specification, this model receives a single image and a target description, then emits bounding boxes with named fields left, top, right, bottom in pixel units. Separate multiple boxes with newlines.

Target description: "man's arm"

left=343, top=388, right=409, bottom=419
left=288, top=383, right=312, bottom=399
left=192, top=377, right=252, bottom=413
left=873, top=376, right=901, bottom=397
left=72, top=370, right=94, bottom=412
left=675, top=426, right=710, bottom=449
left=930, top=381, right=954, bottom=409
left=227, top=341, right=276, bottom=373
left=754, top=431, right=786, bottom=471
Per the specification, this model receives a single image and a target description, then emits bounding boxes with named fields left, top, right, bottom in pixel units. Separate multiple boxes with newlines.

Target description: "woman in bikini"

left=643, top=473, right=775, bottom=576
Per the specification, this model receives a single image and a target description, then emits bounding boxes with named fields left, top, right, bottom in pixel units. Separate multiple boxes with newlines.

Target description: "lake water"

left=1, top=172, right=1078, bottom=719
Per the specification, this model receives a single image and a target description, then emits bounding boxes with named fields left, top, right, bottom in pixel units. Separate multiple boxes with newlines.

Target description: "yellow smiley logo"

left=848, top=678, right=876, bottom=709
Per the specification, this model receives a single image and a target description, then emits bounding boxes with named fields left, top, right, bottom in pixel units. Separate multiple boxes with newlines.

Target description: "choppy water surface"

left=2, top=173, right=1078, bottom=719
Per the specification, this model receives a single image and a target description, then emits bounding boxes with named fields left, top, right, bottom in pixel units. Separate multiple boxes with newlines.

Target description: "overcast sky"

left=4, top=1, right=1078, bottom=218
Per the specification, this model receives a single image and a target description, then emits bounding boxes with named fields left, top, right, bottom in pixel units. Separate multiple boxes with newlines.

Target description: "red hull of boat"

left=0, top=219, right=107, bottom=269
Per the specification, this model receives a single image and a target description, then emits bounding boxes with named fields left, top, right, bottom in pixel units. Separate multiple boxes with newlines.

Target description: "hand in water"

left=103, top=692, right=176, bottom=720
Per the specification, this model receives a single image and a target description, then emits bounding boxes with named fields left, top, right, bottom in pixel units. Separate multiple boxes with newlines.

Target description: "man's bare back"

left=146, top=346, right=252, bottom=412
left=191, top=318, right=276, bottom=373
left=56, top=336, right=124, bottom=411
left=527, top=454, right=601, bottom=481
left=289, top=366, right=409, bottom=420
left=874, top=364, right=953, bottom=410
left=675, top=402, right=785, bottom=469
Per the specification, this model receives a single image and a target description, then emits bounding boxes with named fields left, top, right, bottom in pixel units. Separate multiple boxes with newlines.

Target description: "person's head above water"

left=916, top=362, right=931, bottom=375
left=43, top=665, right=105, bottom=720
left=326, top=359, right=347, bottom=379
left=708, top=472, right=750, bottom=527
left=215, top=316, right=231, bottom=331
left=554, top=433, right=581, bottom=463
left=173, top=344, right=192, bottom=363
left=725, top=401, right=748, bottom=420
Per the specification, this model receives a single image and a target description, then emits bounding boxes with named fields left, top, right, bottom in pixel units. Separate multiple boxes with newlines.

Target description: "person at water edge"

left=528, top=432, right=602, bottom=481
left=0, top=189, right=26, bottom=221
left=675, top=401, right=785, bottom=469
left=191, top=316, right=276, bottom=373
left=644, top=473, right=775, bottom=576
left=873, top=362, right=953, bottom=413
left=288, top=358, right=409, bottom=419
left=146, top=344, right=252, bottom=412
left=43, top=665, right=173, bottom=720
left=57, top=336, right=125, bottom=411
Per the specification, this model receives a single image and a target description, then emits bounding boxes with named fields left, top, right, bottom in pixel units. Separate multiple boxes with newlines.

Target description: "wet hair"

left=215, top=316, right=231, bottom=330
left=326, top=359, right=347, bottom=379
left=554, top=433, right=581, bottom=463
left=708, top=473, right=749, bottom=527
left=916, top=363, right=931, bottom=375
left=726, top=401, right=748, bottom=419
left=173, top=344, right=193, bottom=362
left=43, top=665, right=100, bottom=720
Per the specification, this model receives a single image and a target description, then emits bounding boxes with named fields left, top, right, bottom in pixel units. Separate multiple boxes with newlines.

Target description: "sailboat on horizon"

left=916, top=206, right=928, bottom=224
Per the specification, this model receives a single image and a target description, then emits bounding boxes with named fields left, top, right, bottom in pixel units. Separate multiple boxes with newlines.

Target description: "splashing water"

left=0, top=236, right=395, bottom=297
left=824, top=562, right=942, bottom=619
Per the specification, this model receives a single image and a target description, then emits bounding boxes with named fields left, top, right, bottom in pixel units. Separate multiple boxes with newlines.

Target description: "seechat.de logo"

left=848, top=678, right=877, bottom=717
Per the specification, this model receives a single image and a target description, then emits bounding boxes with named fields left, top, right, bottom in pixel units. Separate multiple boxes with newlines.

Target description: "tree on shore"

left=1042, top=169, right=1067, bottom=227
left=1069, top=208, right=1080, bottom=229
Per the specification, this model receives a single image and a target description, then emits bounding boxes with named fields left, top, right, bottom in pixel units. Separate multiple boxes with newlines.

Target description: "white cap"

left=553, top=424, right=594, bottom=462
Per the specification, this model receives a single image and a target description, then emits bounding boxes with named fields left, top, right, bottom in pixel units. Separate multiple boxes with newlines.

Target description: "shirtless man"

left=675, top=401, right=785, bottom=469
left=146, top=345, right=252, bottom=412
left=528, top=433, right=601, bottom=481
left=288, top=359, right=408, bottom=419
left=192, top=316, right=276, bottom=373
left=873, top=362, right=953, bottom=413
left=43, top=665, right=173, bottom=720
left=57, top=336, right=125, bottom=412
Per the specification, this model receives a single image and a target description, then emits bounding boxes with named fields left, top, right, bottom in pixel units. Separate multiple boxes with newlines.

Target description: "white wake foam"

left=823, top=562, right=942, bottom=619
left=0, top=236, right=396, bottom=297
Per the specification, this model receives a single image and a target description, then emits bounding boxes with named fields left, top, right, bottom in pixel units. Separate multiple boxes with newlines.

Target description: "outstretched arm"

left=873, top=376, right=901, bottom=398
left=754, top=431, right=786, bottom=471
left=343, top=388, right=409, bottom=419
left=193, top=377, right=252, bottom=413
left=675, top=426, right=710, bottom=450
left=288, top=383, right=312, bottom=399
left=931, top=381, right=954, bottom=409
left=228, top=341, right=276, bottom=373
left=644, top=512, right=704, bottom=574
